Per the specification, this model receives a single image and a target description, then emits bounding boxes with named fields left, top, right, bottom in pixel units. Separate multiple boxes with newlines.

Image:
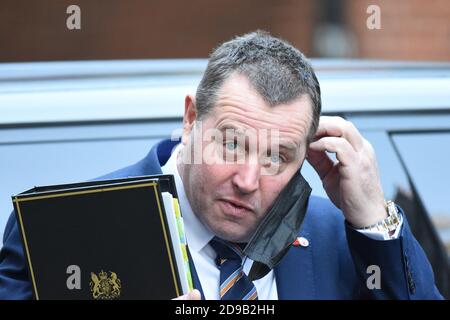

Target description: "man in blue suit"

left=0, top=31, right=443, bottom=299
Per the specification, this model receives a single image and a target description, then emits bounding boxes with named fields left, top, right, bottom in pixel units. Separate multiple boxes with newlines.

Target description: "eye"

left=270, top=154, right=281, bottom=163
left=270, top=154, right=285, bottom=164
left=225, top=141, right=238, bottom=151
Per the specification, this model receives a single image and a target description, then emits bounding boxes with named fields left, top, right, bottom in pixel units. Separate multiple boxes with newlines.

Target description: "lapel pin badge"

left=293, top=236, right=309, bottom=248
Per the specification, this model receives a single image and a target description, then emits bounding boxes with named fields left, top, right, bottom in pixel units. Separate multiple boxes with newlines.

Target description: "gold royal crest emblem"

left=90, top=270, right=121, bottom=299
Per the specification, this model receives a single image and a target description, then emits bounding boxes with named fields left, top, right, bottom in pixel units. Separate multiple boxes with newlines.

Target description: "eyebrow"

left=218, top=125, right=300, bottom=152
left=218, top=124, right=244, bottom=134
left=274, top=145, right=299, bottom=159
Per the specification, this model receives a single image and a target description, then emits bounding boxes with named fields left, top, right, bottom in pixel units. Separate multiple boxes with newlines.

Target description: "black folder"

left=12, top=175, right=191, bottom=300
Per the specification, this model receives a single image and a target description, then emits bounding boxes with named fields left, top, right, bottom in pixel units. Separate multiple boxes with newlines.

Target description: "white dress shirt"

left=161, top=143, right=402, bottom=299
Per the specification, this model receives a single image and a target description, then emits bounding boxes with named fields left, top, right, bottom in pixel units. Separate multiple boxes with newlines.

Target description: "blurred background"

left=0, top=0, right=449, bottom=62
left=1, top=0, right=450, bottom=298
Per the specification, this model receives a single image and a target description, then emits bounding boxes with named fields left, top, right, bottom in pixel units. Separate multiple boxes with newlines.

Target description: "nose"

left=231, top=161, right=261, bottom=195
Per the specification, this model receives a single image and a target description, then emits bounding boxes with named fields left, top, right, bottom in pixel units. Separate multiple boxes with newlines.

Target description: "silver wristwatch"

left=360, top=200, right=401, bottom=233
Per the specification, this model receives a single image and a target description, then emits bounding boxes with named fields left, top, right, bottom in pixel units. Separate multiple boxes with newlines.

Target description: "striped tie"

left=209, top=237, right=258, bottom=300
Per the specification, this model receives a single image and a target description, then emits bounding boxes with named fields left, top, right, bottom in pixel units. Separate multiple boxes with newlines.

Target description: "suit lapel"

left=274, top=230, right=315, bottom=299
left=138, top=139, right=180, bottom=175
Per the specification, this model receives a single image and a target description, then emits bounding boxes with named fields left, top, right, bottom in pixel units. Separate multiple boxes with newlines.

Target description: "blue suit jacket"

left=0, top=139, right=443, bottom=299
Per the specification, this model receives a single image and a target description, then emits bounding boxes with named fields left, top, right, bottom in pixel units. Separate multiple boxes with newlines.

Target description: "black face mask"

left=242, top=170, right=312, bottom=281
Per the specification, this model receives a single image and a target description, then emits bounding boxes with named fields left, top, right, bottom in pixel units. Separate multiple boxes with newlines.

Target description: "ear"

left=181, top=95, right=198, bottom=145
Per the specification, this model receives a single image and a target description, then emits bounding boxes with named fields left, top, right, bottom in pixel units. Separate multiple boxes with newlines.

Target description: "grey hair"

left=195, top=30, right=321, bottom=142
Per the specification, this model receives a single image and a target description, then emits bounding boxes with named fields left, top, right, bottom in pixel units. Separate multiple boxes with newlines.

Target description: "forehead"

left=210, top=73, right=313, bottom=145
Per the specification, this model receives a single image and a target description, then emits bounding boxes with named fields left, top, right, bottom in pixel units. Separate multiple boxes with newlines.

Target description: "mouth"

left=218, top=198, right=255, bottom=219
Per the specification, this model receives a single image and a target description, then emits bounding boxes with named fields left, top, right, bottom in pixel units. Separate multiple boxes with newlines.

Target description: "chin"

left=200, top=204, right=256, bottom=242
left=212, top=224, right=253, bottom=243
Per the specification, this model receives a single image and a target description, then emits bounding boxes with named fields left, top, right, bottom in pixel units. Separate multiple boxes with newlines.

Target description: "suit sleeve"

left=0, top=211, right=33, bottom=300
left=345, top=206, right=443, bottom=299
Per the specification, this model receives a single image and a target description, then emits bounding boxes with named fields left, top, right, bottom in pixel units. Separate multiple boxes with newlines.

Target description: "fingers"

left=309, top=136, right=356, bottom=166
left=314, top=116, right=364, bottom=152
left=306, top=149, right=335, bottom=180
left=172, top=289, right=201, bottom=300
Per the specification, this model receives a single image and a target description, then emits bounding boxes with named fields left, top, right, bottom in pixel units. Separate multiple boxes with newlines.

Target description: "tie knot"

left=209, top=237, right=245, bottom=265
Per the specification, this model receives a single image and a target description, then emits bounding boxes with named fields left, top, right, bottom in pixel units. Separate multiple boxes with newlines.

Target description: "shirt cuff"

left=354, top=214, right=404, bottom=241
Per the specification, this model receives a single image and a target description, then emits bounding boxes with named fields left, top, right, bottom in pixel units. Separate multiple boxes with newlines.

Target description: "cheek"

left=191, top=163, right=234, bottom=198
left=259, top=176, right=290, bottom=211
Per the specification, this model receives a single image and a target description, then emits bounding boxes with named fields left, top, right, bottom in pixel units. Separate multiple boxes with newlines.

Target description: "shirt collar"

left=161, top=143, right=215, bottom=254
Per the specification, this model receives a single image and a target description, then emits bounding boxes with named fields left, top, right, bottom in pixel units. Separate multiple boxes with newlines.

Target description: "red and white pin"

left=292, top=236, right=309, bottom=248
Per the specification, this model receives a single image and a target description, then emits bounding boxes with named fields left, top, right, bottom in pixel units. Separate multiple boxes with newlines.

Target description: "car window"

left=392, top=132, right=450, bottom=258
left=347, top=116, right=450, bottom=297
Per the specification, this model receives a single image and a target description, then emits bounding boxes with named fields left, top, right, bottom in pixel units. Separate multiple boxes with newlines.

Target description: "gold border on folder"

left=13, top=182, right=180, bottom=299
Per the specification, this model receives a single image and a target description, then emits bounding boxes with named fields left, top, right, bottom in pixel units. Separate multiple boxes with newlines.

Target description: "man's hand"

left=306, top=116, right=387, bottom=228
left=172, top=289, right=202, bottom=300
